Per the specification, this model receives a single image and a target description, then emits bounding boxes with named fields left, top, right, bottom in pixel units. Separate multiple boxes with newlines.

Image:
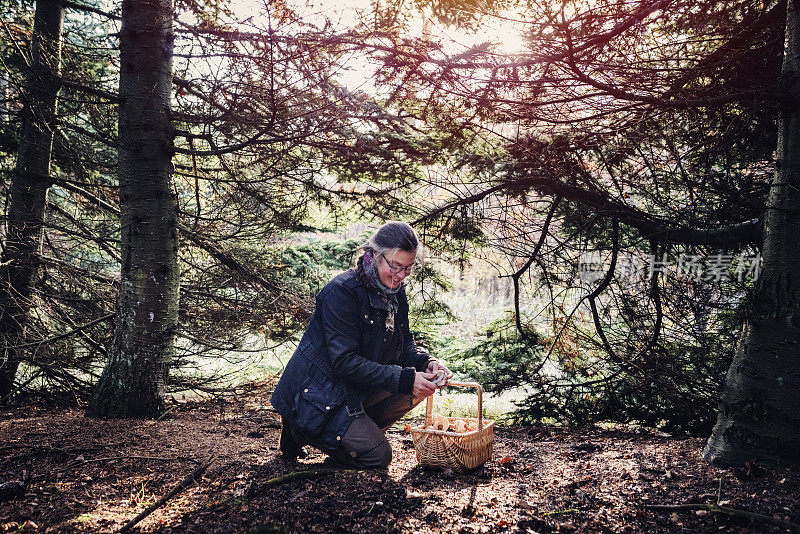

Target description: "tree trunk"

left=703, top=0, right=800, bottom=467
left=0, top=75, right=9, bottom=123
left=0, top=0, right=63, bottom=403
left=87, top=0, right=178, bottom=418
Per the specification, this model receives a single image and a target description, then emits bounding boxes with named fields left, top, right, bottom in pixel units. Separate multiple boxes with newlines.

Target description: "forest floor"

left=1, top=383, right=799, bottom=533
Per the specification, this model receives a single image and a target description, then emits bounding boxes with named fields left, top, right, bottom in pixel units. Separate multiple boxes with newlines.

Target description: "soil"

left=1, top=383, right=799, bottom=533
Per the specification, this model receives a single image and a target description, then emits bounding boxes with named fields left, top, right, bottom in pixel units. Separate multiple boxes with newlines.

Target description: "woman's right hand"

left=412, top=371, right=438, bottom=398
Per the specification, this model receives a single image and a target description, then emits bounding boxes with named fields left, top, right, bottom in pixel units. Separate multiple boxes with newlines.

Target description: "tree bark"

left=0, top=0, right=63, bottom=402
left=703, top=0, right=800, bottom=467
left=87, top=0, right=178, bottom=418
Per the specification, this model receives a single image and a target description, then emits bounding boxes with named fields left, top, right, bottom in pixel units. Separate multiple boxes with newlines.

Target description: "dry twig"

left=262, top=470, right=329, bottom=488
left=645, top=503, right=800, bottom=532
left=72, top=455, right=200, bottom=465
left=119, top=455, right=215, bottom=533
left=246, top=469, right=331, bottom=498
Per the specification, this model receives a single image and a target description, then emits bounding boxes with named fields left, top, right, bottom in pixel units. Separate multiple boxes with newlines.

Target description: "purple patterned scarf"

left=360, top=250, right=401, bottom=332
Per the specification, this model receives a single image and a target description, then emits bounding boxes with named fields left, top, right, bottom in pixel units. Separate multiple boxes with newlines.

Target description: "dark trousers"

left=329, top=390, right=424, bottom=468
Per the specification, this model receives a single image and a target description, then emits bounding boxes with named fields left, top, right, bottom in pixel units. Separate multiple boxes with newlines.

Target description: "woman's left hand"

left=426, top=360, right=453, bottom=387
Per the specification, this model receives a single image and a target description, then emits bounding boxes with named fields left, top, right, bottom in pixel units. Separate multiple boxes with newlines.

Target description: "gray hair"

left=364, top=221, right=421, bottom=257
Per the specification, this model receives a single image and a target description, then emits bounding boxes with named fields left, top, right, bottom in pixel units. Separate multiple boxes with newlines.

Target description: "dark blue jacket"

left=270, top=269, right=431, bottom=451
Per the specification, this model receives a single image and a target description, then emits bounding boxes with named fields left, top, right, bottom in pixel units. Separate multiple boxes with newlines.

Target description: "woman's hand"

left=426, top=360, right=453, bottom=387
left=413, top=371, right=438, bottom=398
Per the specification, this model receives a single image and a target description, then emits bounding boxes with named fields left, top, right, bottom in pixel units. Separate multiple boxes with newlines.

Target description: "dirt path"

left=1, top=385, right=798, bottom=533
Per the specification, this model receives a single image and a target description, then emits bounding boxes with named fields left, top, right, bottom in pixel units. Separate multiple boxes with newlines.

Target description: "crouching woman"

left=270, top=221, right=451, bottom=468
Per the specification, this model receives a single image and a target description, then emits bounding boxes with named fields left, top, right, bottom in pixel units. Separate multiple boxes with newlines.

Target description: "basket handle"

left=424, top=380, right=484, bottom=428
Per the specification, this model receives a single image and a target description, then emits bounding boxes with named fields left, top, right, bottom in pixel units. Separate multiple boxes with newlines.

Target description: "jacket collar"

left=344, top=268, right=404, bottom=311
left=353, top=270, right=400, bottom=311
left=366, top=286, right=388, bottom=310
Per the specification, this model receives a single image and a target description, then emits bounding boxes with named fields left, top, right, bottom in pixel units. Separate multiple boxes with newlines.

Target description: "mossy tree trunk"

left=0, top=0, right=63, bottom=403
left=703, top=0, right=800, bottom=467
left=87, top=0, right=178, bottom=418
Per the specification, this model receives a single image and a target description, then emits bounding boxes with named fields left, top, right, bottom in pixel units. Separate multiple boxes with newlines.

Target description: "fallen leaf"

left=498, top=456, right=514, bottom=465
left=517, top=499, right=535, bottom=510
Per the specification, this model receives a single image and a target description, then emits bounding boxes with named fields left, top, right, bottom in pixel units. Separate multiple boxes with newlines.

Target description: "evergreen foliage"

left=443, top=305, right=740, bottom=435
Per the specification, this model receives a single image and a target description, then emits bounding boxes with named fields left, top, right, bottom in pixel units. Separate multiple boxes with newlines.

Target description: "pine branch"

left=64, top=1, right=121, bottom=20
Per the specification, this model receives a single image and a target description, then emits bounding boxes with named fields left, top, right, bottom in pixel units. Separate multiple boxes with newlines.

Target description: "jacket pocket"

left=292, top=380, right=344, bottom=438
left=359, top=305, right=376, bottom=346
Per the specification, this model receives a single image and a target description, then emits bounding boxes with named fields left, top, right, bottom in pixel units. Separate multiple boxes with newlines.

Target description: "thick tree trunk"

left=0, top=76, right=9, bottom=123
left=0, top=0, right=63, bottom=403
left=703, top=0, right=800, bottom=467
left=87, top=0, right=178, bottom=418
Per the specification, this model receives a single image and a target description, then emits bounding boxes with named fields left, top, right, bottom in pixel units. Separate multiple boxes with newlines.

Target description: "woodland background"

left=2, top=0, right=800, bottom=531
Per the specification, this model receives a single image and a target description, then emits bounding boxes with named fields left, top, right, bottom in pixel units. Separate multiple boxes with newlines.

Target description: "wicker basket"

left=410, top=381, right=494, bottom=471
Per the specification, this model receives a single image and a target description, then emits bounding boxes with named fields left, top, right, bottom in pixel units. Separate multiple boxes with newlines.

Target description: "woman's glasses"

left=380, top=254, right=417, bottom=275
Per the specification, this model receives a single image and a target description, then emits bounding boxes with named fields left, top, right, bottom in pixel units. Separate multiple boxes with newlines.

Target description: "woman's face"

left=376, top=248, right=417, bottom=289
